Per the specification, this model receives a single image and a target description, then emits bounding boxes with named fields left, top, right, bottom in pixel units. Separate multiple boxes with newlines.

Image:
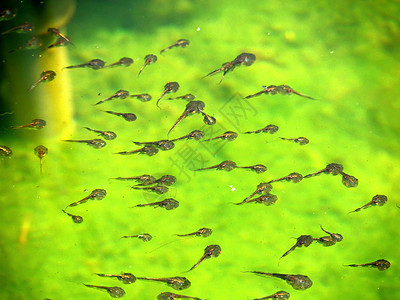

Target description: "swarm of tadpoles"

left=280, top=226, right=343, bottom=259
left=112, top=174, right=176, bottom=195
left=83, top=272, right=192, bottom=298
left=304, top=163, right=358, bottom=188
left=168, top=100, right=216, bottom=135
left=234, top=182, right=277, bottom=206
left=195, top=160, right=267, bottom=174
left=62, top=189, right=107, bottom=224
left=203, top=52, right=256, bottom=84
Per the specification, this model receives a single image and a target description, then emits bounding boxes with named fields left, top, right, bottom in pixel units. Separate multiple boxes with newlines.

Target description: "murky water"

left=1, top=0, right=399, bottom=299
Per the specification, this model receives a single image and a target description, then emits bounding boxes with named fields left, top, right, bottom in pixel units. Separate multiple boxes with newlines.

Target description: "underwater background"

left=0, top=0, right=399, bottom=299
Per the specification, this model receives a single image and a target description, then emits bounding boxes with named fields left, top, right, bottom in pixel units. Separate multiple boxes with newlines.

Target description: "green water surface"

left=1, top=0, right=400, bottom=299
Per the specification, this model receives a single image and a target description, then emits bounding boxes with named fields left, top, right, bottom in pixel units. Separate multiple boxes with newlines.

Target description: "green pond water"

left=1, top=0, right=399, bottom=299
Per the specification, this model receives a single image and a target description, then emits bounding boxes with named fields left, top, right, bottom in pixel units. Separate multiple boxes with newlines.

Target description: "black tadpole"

left=247, top=271, right=313, bottom=290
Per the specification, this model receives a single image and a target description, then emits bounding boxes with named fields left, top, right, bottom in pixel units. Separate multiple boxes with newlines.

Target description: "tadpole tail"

left=169, top=135, right=186, bottom=142
left=304, top=170, right=325, bottom=178
left=168, top=112, right=187, bottom=136
left=237, top=166, right=250, bottom=170
left=175, top=233, right=195, bottom=237
left=358, top=203, right=371, bottom=211
left=138, top=63, right=147, bottom=77
left=156, top=91, right=167, bottom=108
left=94, top=96, right=114, bottom=105
left=64, top=65, right=78, bottom=69
left=202, top=68, right=221, bottom=79
left=135, top=202, right=157, bottom=208
left=102, top=110, right=115, bottom=116
left=254, top=272, right=288, bottom=280
left=345, top=264, right=358, bottom=268
left=64, top=63, right=88, bottom=69
left=95, top=273, right=110, bottom=278
left=194, top=165, right=217, bottom=171
left=53, top=33, right=73, bottom=46
left=83, top=283, right=98, bottom=288
left=347, top=207, right=362, bottom=214
left=27, top=78, right=42, bottom=92
left=293, top=91, right=315, bottom=100
left=136, top=277, right=163, bottom=282
left=232, top=200, right=248, bottom=205
left=1, top=28, right=14, bottom=35
left=247, top=271, right=284, bottom=279
left=131, top=186, right=143, bottom=190
left=65, top=202, right=78, bottom=209
left=279, top=137, right=289, bottom=141
left=319, top=225, right=330, bottom=235
left=202, top=137, right=218, bottom=142
left=160, top=46, right=172, bottom=54
left=267, top=176, right=286, bottom=184
left=62, top=139, right=88, bottom=144
left=239, top=190, right=258, bottom=204
left=103, top=62, right=118, bottom=68
left=82, top=127, right=94, bottom=132
left=43, top=44, right=56, bottom=51
left=244, top=91, right=265, bottom=99
left=67, top=196, right=90, bottom=208
left=110, top=177, right=137, bottom=181
left=280, top=245, right=297, bottom=259
left=217, top=73, right=227, bottom=85
left=185, top=256, right=204, bottom=273
left=9, top=124, right=26, bottom=129
left=114, top=149, right=140, bottom=155
left=120, top=235, right=137, bottom=239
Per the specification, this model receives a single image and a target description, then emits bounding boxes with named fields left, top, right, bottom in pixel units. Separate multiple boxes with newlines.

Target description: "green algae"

left=1, top=0, right=399, bottom=299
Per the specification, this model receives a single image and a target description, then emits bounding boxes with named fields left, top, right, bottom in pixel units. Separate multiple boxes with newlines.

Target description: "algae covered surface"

left=1, top=0, right=400, bottom=299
